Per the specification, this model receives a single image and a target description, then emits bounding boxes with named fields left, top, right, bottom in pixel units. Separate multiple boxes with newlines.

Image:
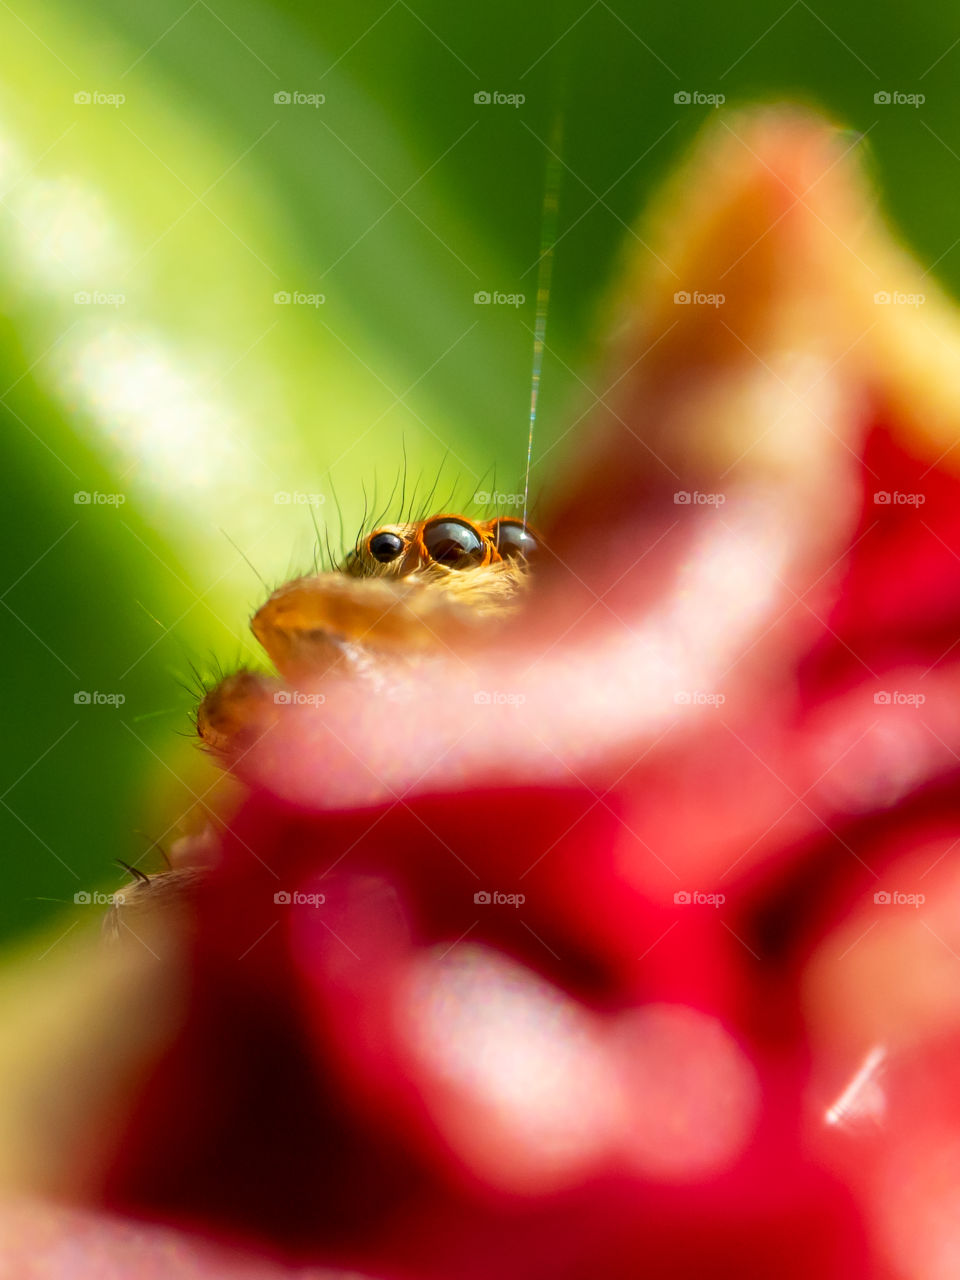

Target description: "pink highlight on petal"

left=612, top=1004, right=760, bottom=1181
left=396, top=945, right=621, bottom=1193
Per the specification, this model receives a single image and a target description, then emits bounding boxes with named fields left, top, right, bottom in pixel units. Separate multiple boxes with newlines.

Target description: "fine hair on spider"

left=176, top=650, right=269, bottom=743
left=337, top=452, right=539, bottom=559
left=299, top=400, right=547, bottom=579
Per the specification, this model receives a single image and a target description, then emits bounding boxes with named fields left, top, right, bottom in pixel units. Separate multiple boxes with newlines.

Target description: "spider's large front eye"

left=368, top=530, right=405, bottom=563
left=422, top=518, right=485, bottom=570
left=492, top=518, right=537, bottom=560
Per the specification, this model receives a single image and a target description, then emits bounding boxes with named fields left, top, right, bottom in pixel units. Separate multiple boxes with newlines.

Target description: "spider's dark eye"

left=493, top=519, right=537, bottom=559
left=422, top=518, right=485, bottom=570
left=368, top=530, right=405, bottom=563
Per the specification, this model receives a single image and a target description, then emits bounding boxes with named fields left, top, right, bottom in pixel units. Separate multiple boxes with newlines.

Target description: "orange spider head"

left=249, top=513, right=540, bottom=685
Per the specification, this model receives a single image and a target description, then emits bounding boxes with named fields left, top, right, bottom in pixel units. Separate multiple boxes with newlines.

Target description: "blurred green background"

left=1, top=0, right=956, bottom=941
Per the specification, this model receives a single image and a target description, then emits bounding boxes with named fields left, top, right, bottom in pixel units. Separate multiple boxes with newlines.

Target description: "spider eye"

left=493, top=519, right=537, bottom=559
left=422, top=518, right=485, bottom=570
left=368, top=530, right=405, bottom=563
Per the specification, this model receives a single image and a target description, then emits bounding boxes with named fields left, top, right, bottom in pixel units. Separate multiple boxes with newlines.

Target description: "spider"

left=103, top=511, right=538, bottom=939
left=195, top=512, right=539, bottom=756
